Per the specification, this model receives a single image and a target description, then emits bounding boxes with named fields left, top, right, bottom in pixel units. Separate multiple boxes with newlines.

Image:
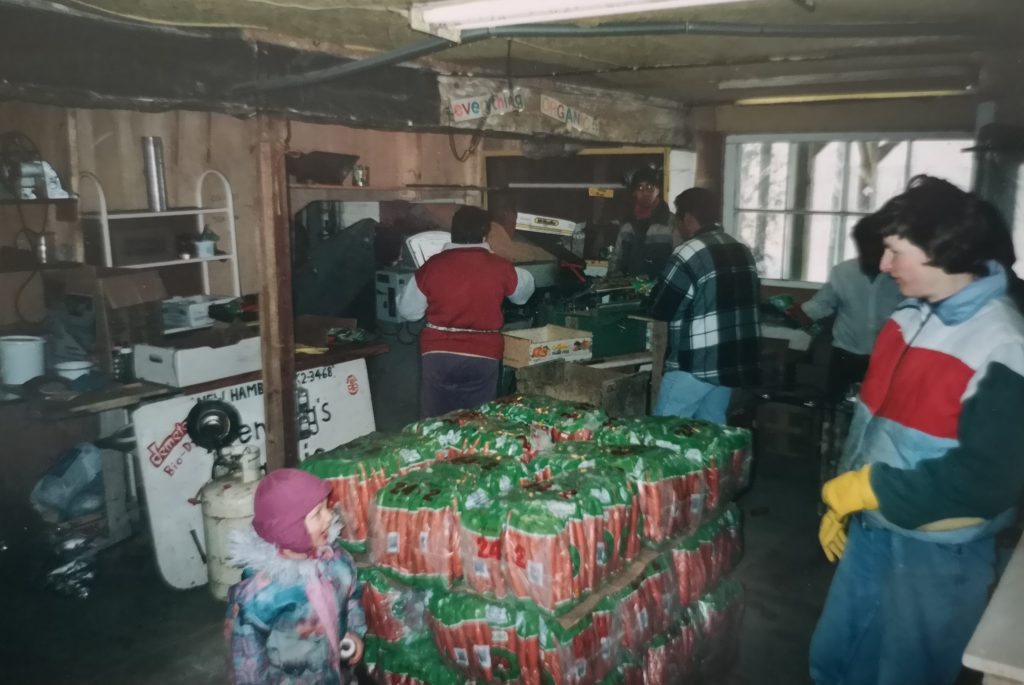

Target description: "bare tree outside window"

left=725, top=135, right=973, bottom=282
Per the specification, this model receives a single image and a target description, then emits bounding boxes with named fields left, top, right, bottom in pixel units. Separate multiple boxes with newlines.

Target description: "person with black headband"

left=607, top=167, right=678, bottom=279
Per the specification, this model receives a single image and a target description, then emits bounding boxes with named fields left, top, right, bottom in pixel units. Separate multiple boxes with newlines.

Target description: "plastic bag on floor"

left=30, top=443, right=104, bottom=521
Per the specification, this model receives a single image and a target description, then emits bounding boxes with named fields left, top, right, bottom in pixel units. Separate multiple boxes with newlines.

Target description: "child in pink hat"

left=225, top=468, right=365, bottom=684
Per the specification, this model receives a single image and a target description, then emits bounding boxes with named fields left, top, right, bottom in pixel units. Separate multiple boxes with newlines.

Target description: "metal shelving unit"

left=78, top=169, right=241, bottom=296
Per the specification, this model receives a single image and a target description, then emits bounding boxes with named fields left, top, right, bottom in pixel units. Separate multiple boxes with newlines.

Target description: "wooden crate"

left=515, top=359, right=649, bottom=417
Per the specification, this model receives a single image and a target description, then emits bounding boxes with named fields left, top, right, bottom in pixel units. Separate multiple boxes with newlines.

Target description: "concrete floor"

left=0, top=336, right=864, bottom=684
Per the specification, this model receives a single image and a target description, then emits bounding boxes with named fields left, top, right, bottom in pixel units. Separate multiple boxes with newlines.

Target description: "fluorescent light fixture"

left=734, top=89, right=968, bottom=106
left=410, top=0, right=750, bottom=41
left=719, top=66, right=974, bottom=91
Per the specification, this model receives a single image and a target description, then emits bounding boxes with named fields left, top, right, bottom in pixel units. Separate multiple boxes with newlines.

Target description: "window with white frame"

left=723, top=134, right=974, bottom=282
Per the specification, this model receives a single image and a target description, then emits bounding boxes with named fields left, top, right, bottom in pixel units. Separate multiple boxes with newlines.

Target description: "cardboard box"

left=514, top=212, right=584, bottom=237
left=134, top=329, right=261, bottom=388
left=133, top=315, right=358, bottom=388
left=44, top=266, right=167, bottom=370
left=755, top=400, right=822, bottom=459
left=503, top=325, right=592, bottom=367
left=515, top=359, right=648, bottom=417
left=161, top=295, right=236, bottom=330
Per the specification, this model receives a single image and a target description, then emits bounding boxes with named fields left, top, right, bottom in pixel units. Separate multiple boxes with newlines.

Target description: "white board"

left=132, top=359, right=375, bottom=589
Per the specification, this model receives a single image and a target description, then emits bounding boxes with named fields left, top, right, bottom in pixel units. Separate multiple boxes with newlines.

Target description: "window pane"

left=736, top=211, right=787, bottom=279
left=908, top=139, right=973, bottom=190
left=737, top=142, right=790, bottom=209
left=872, top=141, right=908, bottom=210
left=841, top=140, right=909, bottom=212
left=738, top=143, right=763, bottom=208
left=841, top=214, right=860, bottom=268
left=802, top=213, right=841, bottom=283
left=808, top=142, right=844, bottom=212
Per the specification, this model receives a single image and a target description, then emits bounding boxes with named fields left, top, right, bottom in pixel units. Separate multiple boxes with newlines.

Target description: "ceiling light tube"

left=411, top=0, right=750, bottom=41
left=734, top=89, right=968, bottom=105
left=719, top=66, right=974, bottom=90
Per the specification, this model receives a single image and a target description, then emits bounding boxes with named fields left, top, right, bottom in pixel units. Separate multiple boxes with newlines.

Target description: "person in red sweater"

left=397, top=206, right=535, bottom=417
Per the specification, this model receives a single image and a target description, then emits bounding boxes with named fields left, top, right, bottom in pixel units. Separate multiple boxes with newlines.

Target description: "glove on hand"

left=821, top=465, right=879, bottom=519
left=818, top=510, right=848, bottom=563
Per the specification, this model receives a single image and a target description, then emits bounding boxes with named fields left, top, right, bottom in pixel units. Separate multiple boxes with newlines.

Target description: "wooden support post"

left=649, top=320, right=667, bottom=411
left=694, top=131, right=725, bottom=200
left=255, top=113, right=298, bottom=470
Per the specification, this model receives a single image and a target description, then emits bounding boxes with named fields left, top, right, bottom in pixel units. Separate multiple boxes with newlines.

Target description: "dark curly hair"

left=673, top=187, right=721, bottom=229
left=851, top=212, right=889, bottom=278
left=450, top=206, right=490, bottom=244
left=877, top=175, right=1010, bottom=276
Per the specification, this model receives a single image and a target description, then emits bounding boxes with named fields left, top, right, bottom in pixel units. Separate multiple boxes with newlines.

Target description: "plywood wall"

left=0, top=102, right=76, bottom=253
left=0, top=102, right=78, bottom=325
left=288, top=121, right=485, bottom=188
left=73, top=108, right=260, bottom=295
left=68, top=110, right=488, bottom=295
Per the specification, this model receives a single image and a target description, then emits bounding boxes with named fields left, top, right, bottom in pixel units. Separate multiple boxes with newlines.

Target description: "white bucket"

left=0, top=335, right=46, bottom=385
left=55, top=360, right=95, bottom=381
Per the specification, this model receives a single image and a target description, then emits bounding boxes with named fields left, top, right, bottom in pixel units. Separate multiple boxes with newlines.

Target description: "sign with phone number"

left=132, top=359, right=375, bottom=589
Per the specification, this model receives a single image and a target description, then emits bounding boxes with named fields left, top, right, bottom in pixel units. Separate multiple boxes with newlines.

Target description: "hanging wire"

left=448, top=43, right=520, bottom=163
left=2, top=132, right=50, bottom=324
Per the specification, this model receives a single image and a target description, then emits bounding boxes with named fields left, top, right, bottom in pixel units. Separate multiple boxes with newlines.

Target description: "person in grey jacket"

left=794, top=213, right=902, bottom=402
left=607, top=168, right=679, bottom=279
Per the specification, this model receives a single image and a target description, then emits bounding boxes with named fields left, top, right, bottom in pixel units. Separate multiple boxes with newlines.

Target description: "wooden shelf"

left=289, top=184, right=484, bottom=205
left=118, top=254, right=232, bottom=269
left=0, top=197, right=76, bottom=206
left=82, top=206, right=229, bottom=220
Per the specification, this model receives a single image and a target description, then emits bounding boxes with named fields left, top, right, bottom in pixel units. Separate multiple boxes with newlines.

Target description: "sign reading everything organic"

left=540, top=95, right=599, bottom=135
left=450, top=89, right=525, bottom=122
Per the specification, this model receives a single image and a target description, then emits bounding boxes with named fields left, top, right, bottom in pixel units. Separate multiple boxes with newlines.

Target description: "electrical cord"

left=2, top=131, right=49, bottom=325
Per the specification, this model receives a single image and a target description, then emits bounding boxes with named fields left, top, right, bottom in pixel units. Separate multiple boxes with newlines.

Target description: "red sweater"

left=416, top=247, right=519, bottom=359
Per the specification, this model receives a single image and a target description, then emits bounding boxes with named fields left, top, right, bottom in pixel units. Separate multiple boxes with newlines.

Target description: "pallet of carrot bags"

left=359, top=567, right=433, bottom=643
left=369, top=456, right=529, bottom=589
left=478, top=393, right=608, bottom=442
left=672, top=505, right=743, bottom=606
left=405, top=409, right=554, bottom=464
left=427, top=588, right=619, bottom=685
left=363, top=633, right=470, bottom=685
left=690, top=577, right=745, bottom=679
left=593, top=416, right=752, bottom=515
left=501, top=467, right=640, bottom=614
left=423, top=546, right=740, bottom=685
left=299, top=431, right=442, bottom=552
left=604, top=577, right=743, bottom=685
left=525, top=441, right=707, bottom=545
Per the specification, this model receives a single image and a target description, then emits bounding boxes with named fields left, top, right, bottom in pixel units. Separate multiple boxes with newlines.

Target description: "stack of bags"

left=300, top=395, right=751, bottom=684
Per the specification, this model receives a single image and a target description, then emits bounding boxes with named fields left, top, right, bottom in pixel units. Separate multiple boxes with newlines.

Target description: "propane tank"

left=200, top=445, right=262, bottom=600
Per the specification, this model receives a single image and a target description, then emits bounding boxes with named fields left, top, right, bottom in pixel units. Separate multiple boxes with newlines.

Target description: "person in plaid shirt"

left=649, top=187, right=761, bottom=424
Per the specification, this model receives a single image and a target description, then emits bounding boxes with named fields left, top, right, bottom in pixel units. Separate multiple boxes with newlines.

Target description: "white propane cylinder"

left=201, top=446, right=262, bottom=600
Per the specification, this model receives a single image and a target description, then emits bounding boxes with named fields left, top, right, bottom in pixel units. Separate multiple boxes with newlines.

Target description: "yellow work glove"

left=821, top=465, right=879, bottom=519
left=818, top=510, right=848, bottom=563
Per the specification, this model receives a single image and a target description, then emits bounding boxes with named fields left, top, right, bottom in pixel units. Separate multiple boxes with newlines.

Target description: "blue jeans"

left=419, top=352, right=499, bottom=418
left=654, top=370, right=733, bottom=424
left=810, top=518, right=995, bottom=685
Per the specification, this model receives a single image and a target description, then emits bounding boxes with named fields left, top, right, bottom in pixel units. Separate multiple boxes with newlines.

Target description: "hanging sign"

left=450, top=89, right=525, bottom=122
left=540, top=95, right=599, bottom=136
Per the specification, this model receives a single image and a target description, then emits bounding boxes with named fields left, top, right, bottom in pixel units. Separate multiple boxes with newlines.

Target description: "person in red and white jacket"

left=397, top=206, right=535, bottom=417
left=811, top=176, right=1024, bottom=685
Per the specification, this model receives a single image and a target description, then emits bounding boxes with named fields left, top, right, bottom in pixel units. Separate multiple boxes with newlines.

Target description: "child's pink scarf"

left=304, top=551, right=341, bottom=674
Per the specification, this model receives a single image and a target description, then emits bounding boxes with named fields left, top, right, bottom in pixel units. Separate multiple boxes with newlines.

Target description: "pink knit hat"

left=252, top=469, right=331, bottom=554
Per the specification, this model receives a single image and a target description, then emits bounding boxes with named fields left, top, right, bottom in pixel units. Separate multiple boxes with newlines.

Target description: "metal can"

left=111, top=346, right=135, bottom=383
